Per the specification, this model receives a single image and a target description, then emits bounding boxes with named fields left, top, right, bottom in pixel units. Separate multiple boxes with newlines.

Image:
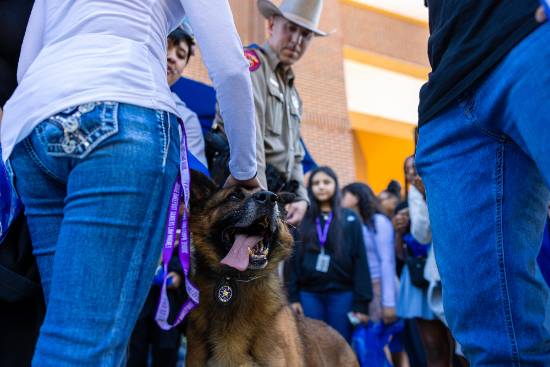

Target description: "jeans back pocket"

left=35, top=102, right=119, bottom=159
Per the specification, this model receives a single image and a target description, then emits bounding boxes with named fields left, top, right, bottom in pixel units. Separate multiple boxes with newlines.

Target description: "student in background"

left=378, top=180, right=402, bottom=218
left=342, top=182, right=409, bottom=367
left=289, top=166, right=372, bottom=343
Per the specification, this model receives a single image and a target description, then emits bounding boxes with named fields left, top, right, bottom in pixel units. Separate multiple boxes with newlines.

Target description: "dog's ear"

left=190, top=169, right=217, bottom=209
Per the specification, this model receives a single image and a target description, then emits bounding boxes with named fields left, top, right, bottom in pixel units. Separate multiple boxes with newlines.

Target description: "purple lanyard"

left=155, top=119, right=199, bottom=330
left=315, top=212, right=333, bottom=252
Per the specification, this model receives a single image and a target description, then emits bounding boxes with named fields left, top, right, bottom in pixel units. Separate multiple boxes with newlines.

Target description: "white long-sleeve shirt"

left=408, top=185, right=432, bottom=244
left=1, top=0, right=256, bottom=180
left=408, top=185, right=440, bottom=283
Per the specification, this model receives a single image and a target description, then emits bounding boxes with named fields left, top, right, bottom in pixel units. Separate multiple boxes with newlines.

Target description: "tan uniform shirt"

left=215, top=42, right=308, bottom=202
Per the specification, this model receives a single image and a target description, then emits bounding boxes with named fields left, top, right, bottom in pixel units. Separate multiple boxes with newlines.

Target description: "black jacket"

left=0, top=0, right=34, bottom=106
left=419, top=0, right=539, bottom=125
left=289, top=208, right=373, bottom=314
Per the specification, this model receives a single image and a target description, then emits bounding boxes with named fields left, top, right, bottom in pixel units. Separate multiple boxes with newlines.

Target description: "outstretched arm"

left=181, top=0, right=257, bottom=183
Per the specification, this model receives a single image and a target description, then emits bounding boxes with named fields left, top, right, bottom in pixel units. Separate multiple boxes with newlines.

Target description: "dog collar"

left=214, top=274, right=266, bottom=305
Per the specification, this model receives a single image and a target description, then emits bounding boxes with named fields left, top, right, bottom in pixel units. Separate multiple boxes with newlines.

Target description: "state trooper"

left=215, top=0, right=328, bottom=226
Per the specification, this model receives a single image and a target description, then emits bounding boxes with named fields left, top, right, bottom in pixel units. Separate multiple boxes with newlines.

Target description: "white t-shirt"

left=1, top=0, right=256, bottom=180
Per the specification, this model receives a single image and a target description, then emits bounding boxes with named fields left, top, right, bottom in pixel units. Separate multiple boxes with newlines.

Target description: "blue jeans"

left=416, top=23, right=550, bottom=366
left=300, top=290, right=354, bottom=342
left=10, top=102, right=180, bottom=366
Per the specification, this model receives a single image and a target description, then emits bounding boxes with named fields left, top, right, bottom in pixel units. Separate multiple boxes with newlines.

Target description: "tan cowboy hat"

left=257, top=0, right=328, bottom=37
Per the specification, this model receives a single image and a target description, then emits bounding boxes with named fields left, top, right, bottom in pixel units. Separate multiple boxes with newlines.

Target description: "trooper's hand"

left=285, top=200, right=308, bottom=226
left=537, top=5, right=547, bottom=23
left=290, top=302, right=304, bottom=316
left=223, top=174, right=262, bottom=191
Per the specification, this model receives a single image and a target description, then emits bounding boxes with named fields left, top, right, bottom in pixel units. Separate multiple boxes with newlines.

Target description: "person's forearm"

left=408, top=186, right=432, bottom=243
left=181, top=0, right=256, bottom=180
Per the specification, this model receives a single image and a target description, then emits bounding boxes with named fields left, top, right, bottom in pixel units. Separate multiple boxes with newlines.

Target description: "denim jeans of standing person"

left=9, top=102, right=180, bottom=367
left=300, top=290, right=354, bottom=342
left=415, top=23, right=550, bottom=366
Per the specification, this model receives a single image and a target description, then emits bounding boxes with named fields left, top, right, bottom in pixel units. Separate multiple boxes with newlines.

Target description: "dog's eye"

left=228, top=192, right=243, bottom=201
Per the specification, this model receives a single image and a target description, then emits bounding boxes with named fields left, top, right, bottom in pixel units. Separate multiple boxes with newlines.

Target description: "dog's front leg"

left=186, top=326, right=209, bottom=367
left=208, top=341, right=260, bottom=367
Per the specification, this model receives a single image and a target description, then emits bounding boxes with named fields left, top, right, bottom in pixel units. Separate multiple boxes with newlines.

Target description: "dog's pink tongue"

left=220, top=234, right=262, bottom=271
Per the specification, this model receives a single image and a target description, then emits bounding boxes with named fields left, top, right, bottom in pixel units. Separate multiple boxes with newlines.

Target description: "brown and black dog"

left=186, top=171, right=359, bottom=367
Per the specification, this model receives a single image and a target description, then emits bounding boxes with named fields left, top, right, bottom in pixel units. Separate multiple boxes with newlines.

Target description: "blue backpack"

left=352, top=320, right=405, bottom=367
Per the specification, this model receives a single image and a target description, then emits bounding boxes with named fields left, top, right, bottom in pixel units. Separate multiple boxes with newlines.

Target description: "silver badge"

left=217, top=285, right=233, bottom=303
left=214, top=277, right=237, bottom=305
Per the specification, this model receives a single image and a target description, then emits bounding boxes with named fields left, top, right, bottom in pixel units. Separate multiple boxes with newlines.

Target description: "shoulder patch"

left=244, top=49, right=261, bottom=72
left=347, top=215, right=356, bottom=222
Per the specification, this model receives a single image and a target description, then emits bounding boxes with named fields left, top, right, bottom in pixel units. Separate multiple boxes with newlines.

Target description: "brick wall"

left=341, top=2, right=429, bottom=66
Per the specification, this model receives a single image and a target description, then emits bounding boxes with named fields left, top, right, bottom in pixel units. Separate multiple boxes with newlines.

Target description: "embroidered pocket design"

left=37, top=102, right=119, bottom=159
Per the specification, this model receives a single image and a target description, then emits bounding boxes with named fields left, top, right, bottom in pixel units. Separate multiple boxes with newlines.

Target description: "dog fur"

left=185, top=171, right=359, bottom=367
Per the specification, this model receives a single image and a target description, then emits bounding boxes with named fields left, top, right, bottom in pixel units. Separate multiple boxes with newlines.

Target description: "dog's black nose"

left=253, top=191, right=278, bottom=205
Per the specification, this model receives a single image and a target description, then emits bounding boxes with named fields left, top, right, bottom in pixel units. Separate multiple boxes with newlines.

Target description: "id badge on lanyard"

left=315, top=250, right=331, bottom=273
left=315, top=212, right=333, bottom=273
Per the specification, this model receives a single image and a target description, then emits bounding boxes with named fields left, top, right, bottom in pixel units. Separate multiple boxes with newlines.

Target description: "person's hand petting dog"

left=223, top=174, right=262, bottom=191
left=285, top=200, right=308, bottom=225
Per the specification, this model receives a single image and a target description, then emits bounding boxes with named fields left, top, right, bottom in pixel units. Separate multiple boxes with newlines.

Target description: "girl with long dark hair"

left=289, top=166, right=372, bottom=342
left=341, top=182, right=397, bottom=324
left=342, top=182, right=411, bottom=367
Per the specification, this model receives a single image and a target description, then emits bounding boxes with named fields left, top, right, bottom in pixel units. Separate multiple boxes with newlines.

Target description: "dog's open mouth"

left=219, top=217, right=273, bottom=271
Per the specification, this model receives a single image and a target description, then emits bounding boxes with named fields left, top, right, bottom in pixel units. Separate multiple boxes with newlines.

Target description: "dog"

left=185, top=171, right=359, bottom=367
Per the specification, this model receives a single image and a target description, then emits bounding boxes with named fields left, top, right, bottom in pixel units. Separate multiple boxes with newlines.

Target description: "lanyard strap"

left=315, top=212, right=333, bottom=251
left=155, top=119, right=199, bottom=330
